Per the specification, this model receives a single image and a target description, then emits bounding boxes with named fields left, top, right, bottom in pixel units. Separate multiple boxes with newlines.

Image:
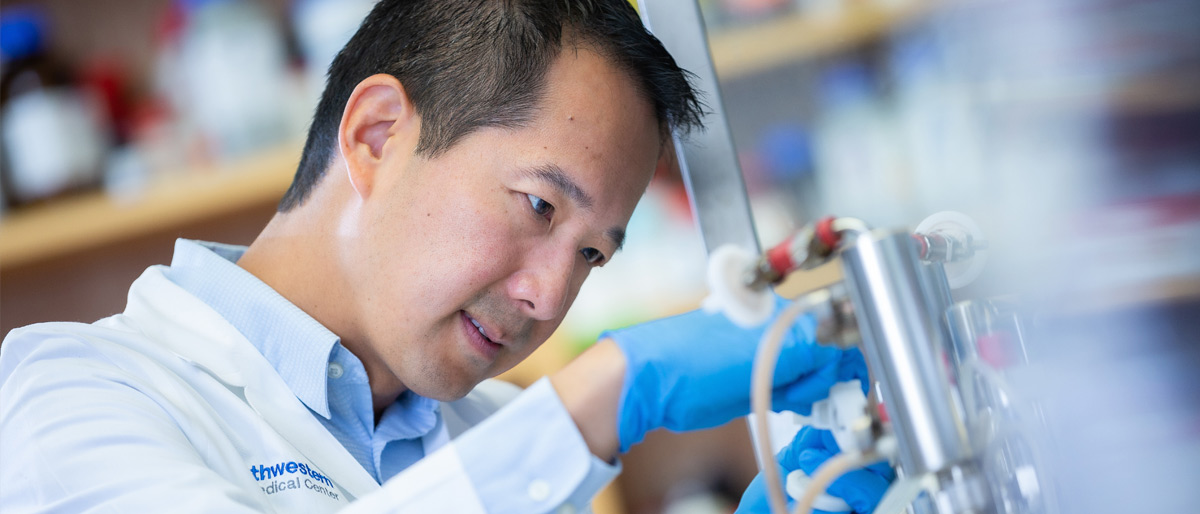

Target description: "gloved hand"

left=601, top=301, right=868, bottom=453
left=735, top=426, right=896, bottom=514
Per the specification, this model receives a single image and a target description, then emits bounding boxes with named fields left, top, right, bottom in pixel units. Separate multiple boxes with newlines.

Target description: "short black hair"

left=279, top=0, right=704, bottom=211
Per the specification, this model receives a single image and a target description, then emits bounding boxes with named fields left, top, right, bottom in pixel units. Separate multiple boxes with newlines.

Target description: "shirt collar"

left=163, top=239, right=342, bottom=417
left=378, top=391, right=441, bottom=443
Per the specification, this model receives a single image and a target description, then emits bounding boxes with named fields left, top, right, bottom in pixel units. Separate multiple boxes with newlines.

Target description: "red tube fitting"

left=766, top=238, right=795, bottom=276
left=815, top=216, right=840, bottom=249
left=911, top=234, right=929, bottom=259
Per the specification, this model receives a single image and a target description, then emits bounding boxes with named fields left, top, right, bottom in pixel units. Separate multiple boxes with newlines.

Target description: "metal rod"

left=636, top=0, right=760, bottom=255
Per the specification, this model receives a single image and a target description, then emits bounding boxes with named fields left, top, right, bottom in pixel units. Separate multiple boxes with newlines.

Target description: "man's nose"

left=507, top=244, right=577, bottom=321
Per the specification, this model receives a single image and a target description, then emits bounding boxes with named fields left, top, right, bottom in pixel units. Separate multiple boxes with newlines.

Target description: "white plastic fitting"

left=702, top=244, right=775, bottom=328
left=914, top=211, right=988, bottom=289
left=782, top=380, right=871, bottom=513
left=873, top=471, right=937, bottom=514
left=786, top=469, right=853, bottom=513
left=793, top=380, right=870, bottom=453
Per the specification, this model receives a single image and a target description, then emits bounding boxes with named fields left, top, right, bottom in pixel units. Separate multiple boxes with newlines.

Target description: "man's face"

left=346, top=48, right=664, bottom=400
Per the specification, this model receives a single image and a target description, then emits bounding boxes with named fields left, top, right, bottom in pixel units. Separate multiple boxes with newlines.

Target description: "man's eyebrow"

left=522, top=165, right=594, bottom=211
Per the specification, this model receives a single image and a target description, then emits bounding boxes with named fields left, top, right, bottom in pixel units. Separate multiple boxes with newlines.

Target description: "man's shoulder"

left=1, top=316, right=180, bottom=386
left=3, top=318, right=132, bottom=357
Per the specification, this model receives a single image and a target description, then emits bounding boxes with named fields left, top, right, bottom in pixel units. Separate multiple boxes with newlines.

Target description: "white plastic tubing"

left=750, top=290, right=888, bottom=514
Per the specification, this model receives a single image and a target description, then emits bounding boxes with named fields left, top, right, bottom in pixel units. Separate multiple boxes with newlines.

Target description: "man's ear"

left=337, top=74, right=418, bottom=200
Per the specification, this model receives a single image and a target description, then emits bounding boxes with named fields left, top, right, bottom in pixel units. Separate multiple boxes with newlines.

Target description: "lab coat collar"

left=122, top=266, right=382, bottom=499
left=164, top=239, right=446, bottom=451
left=165, top=239, right=341, bottom=419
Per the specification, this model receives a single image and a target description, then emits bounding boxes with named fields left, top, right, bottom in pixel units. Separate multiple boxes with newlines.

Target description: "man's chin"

left=410, top=376, right=483, bottom=402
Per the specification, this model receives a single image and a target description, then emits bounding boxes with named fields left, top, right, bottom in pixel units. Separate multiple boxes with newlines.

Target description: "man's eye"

left=581, top=247, right=606, bottom=265
left=526, top=194, right=554, bottom=219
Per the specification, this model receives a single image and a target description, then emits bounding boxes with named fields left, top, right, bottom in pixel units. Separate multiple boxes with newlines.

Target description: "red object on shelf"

left=79, top=58, right=131, bottom=143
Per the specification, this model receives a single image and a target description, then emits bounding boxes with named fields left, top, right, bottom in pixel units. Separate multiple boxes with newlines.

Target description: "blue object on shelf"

left=760, top=123, right=814, bottom=182
left=176, top=0, right=240, bottom=14
left=818, top=60, right=873, bottom=108
left=0, top=7, right=47, bottom=63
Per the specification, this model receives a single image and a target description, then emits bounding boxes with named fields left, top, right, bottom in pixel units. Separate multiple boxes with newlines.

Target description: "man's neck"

left=238, top=209, right=410, bottom=420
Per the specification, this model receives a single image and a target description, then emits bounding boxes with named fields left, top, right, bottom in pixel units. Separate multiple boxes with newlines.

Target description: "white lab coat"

left=0, top=265, right=524, bottom=513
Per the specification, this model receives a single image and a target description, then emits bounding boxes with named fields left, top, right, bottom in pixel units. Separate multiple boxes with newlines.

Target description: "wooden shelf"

left=973, top=73, right=1200, bottom=116
left=0, top=2, right=943, bottom=272
left=709, top=0, right=940, bottom=80
left=0, top=142, right=302, bottom=270
left=1054, top=275, right=1200, bottom=315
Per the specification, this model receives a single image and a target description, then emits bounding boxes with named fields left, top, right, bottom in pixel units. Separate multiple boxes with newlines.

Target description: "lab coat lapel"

left=123, top=267, right=381, bottom=499
left=241, top=373, right=381, bottom=499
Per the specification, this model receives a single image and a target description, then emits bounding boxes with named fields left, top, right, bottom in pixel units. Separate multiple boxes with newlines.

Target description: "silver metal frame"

left=634, top=6, right=1024, bottom=512
left=636, top=0, right=759, bottom=256
left=638, top=0, right=787, bottom=471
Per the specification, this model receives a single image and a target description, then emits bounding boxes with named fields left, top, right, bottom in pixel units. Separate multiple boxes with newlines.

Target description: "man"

left=0, top=1, right=883, bottom=512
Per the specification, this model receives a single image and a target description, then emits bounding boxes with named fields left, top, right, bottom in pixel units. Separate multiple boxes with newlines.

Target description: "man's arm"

left=1, top=333, right=617, bottom=514
left=1, top=304, right=858, bottom=513
left=362, top=376, right=618, bottom=514
left=549, top=339, right=625, bottom=462
left=547, top=306, right=866, bottom=461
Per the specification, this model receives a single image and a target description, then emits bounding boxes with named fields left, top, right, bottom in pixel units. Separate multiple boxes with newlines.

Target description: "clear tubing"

left=793, top=449, right=888, bottom=514
left=751, top=288, right=837, bottom=514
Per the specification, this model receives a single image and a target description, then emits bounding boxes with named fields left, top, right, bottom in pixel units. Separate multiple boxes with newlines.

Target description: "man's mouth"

left=467, top=316, right=493, bottom=343
left=460, top=310, right=504, bottom=359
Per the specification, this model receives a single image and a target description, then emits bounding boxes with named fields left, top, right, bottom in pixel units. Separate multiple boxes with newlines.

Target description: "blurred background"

left=1, top=0, right=1198, bottom=513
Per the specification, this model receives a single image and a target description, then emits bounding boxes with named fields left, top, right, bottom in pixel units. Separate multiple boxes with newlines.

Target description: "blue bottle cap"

left=0, top=7, right=47, bottom=63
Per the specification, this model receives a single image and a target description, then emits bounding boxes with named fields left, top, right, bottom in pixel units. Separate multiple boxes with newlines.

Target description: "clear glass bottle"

left=0, top=7, right=109, bottom=209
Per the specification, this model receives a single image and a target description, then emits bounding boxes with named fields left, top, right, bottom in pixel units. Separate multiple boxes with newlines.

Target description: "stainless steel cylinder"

left=840, top=229, right=972, bottom=475
left=946, top=301, right=987, bottom=370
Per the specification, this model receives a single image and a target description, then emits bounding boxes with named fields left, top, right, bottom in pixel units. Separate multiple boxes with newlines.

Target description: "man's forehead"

left=521, top=46, right=662, bottom=238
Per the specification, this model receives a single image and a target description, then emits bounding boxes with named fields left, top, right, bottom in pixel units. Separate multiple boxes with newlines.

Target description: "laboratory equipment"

left=638, top=2, right=1050, bottom=512
left=727, top=213, right=1038, bottom=514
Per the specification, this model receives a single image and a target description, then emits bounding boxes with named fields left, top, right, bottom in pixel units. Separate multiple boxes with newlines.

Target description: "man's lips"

left=462, top=311, right=506, bottom=345
left=460, top=311, right=507, bottom=360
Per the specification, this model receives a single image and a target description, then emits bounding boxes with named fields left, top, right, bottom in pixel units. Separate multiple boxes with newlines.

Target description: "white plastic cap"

left=914, top=211, right=988, bottom=289
left=702, top=244, right=775, bottom=328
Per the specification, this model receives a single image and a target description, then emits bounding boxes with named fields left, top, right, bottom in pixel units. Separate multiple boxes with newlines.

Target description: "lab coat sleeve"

left=347, top=378, right=621, bottom=514
left=0, top=334, right=269, bottom=513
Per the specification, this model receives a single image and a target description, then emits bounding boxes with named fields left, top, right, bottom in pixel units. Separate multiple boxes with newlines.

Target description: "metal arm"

left=636, top=0, right=760, bottom=256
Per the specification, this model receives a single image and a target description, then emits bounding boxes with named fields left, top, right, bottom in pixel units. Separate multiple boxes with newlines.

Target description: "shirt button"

left=327, top=363, right=344, bottom=379
left=527, top=479, right=550, bottom=502
left=557, top=504, right=577, bottom=514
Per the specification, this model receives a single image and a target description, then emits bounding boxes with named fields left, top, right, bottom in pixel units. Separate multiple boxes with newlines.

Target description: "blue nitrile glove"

left=601, top=301, right=869, bottom=453
left=735, top=426, right=896, bottom=514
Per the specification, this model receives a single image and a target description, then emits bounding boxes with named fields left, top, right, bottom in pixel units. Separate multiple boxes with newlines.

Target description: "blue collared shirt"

left=162, top=239, right=618, bottom=510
